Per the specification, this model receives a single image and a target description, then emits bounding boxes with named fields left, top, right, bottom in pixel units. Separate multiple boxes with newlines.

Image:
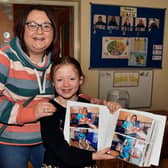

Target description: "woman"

left=121, top=115, right=140, bottom=138
left=0, top=5, right=57, bottom=168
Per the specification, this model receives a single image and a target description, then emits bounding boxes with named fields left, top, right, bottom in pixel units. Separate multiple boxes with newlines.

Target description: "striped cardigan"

left=0, top=37, right=54, bottom=145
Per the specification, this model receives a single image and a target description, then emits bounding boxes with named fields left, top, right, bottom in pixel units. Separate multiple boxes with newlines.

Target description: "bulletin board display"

left=99, top=70, right=153, bottom=108
left=90, top=4, right=166, bottom=68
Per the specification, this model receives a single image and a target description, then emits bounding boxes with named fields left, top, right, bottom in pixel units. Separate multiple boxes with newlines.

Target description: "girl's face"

left=131, top=115, right=137, bottom=122
left=53, top=64, right=84, bottom=100
left=24, top=10, right=54, bottom=57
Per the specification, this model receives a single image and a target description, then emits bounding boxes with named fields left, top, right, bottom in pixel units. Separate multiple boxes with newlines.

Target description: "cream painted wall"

left=0, top=0, right=167, bottom=110
left=80, top=0, right=168, bottom=110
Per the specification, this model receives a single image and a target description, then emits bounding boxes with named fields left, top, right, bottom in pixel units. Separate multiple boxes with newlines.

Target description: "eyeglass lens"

left=26, top=22, right=52, bottom=32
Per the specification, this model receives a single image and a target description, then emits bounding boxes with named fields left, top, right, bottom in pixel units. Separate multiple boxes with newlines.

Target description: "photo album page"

left=64, top=101, right=166, bottom=167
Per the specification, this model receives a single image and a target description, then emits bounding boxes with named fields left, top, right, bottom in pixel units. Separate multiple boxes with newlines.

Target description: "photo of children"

left=108, top=16, right=120, bottom=30
left=135, top=18, right=147, bottom=32
left=148, top=18, right=159, bottom=31
left=94, top=15, right=106, bottom=30
left=70, top=127, right=98, bottom=151
left=121, top=16, right=133, bottom=32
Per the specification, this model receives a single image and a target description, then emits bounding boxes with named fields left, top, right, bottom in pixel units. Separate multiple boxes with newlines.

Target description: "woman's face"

left=53, top=64, right=84, bottom=100
left=24, top=10, right=54, bottom=56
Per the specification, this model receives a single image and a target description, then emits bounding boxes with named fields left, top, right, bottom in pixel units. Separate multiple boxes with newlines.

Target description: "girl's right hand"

left=92, top=148, right=114, bottom=160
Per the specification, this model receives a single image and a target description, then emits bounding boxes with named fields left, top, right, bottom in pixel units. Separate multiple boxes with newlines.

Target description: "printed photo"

left=70, top=127, right=98, bottom=151
left=102, top=37, right=129, bottom=59
left=115, top=110, right=154, bottom=141
left=109, top=133, right=146, bottom=166
left=148, top=18, right=159, bottom=31
left=135, top=18, right=147, bottom=32
left=70, top=106, right=99, bottom=129
left=94, top=14, right=106, bottom=30
left=121, top=16, right=133, bottom=31
left=107, top=16, right=120, bottom=30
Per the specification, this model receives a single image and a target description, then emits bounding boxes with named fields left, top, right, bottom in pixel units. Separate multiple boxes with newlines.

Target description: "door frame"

left=0, top=0, right=79, bottom=59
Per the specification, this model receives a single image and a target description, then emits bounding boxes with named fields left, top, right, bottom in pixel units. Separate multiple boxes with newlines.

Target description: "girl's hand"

left=103, top=100, right=121, bottom=114
left=90, top=98, right=102, bottom=105
left=92, top=147, right=114, bottom=160
left=34, top=101, right=56, bottom=119
left=79, top=94, right=102, bottom=104
left=79, top=94, right=121, bottom=113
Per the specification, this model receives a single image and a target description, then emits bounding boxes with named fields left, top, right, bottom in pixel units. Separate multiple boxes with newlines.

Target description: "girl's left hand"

left=103, top=100, right=121, bottom=114
left=79, top=94, right=121, bottom=113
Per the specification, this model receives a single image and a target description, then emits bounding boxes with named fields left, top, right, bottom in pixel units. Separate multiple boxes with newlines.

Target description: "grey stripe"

left=0, top=63, right=8, bottom=76
left=0, top=100, right=10, bottom=116
left=1, top=130, right=41, bottom=140
left=7, top=77, right=51, bottom=89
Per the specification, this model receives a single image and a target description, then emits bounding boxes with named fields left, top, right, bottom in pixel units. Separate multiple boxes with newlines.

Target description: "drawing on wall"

left=128, top=37, right=148, bottom=66
left=113, top=72, right=139, bottom=87
left=120, top=6, right=137, bottom=17
left=102, top=37, right=129, bottom=58
left=102, top=37, right=148, bottom=66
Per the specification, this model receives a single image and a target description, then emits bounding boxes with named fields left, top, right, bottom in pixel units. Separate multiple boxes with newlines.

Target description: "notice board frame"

left=90, top=3, right=166, bottom=69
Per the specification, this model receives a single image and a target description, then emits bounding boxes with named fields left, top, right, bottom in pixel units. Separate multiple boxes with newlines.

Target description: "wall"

left=80, top=0, right=168, bottom=111
left=0, top=5, right=13, bottom=44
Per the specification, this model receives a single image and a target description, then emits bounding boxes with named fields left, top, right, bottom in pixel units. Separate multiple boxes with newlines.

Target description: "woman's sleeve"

left=0, top=52, right=35, bottom=124
left=40, top=115, right=95, bottom=167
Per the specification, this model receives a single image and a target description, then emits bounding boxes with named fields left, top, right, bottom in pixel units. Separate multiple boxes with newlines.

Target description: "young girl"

left=40, top=56, right=121, bottom=168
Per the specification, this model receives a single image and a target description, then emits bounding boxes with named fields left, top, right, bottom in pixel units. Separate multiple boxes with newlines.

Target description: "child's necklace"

left=54, top=97, right=67, bottom=108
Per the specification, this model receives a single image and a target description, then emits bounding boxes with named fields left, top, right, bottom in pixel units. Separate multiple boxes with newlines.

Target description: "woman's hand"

left=92, top=147, right=114, bottom=160
left=34, top=101, right=56, bottom=120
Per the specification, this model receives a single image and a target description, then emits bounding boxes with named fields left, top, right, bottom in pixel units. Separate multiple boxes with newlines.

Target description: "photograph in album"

left=108, top=110, right=155, bottom=166
left=69, top=105, right=100, bottom=151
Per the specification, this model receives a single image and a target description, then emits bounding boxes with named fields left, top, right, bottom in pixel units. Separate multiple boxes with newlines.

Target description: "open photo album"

left=64, top=101, right=167, bottom=167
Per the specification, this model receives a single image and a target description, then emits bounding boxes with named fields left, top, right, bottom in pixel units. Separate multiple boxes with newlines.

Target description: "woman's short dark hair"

left=14, top=5, right=57, bottom=56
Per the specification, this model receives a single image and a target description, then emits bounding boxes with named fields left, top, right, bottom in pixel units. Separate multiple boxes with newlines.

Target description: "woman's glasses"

left=25, top=21, right=53, bottom=32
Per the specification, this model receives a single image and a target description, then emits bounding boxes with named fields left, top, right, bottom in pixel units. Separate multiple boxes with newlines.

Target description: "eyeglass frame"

left=25, top=21, right=53, bottom=32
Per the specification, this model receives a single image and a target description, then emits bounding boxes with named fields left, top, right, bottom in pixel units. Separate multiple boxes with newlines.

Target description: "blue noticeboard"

left=90, top=4, right=166, bottom=69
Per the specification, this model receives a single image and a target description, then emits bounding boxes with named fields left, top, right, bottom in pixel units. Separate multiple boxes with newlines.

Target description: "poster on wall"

left=113, top=71, right=139, bottom=87
left=102, top=37, right=148, bottom=66
left=90, top=4, right=165, bottom=68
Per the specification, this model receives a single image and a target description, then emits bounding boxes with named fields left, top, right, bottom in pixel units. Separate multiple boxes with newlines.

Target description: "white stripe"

left=34, top=69, right=47, bottom=94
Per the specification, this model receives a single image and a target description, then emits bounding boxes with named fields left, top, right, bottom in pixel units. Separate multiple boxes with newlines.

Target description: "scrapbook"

left=64, top=101, right=166, bottom=167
